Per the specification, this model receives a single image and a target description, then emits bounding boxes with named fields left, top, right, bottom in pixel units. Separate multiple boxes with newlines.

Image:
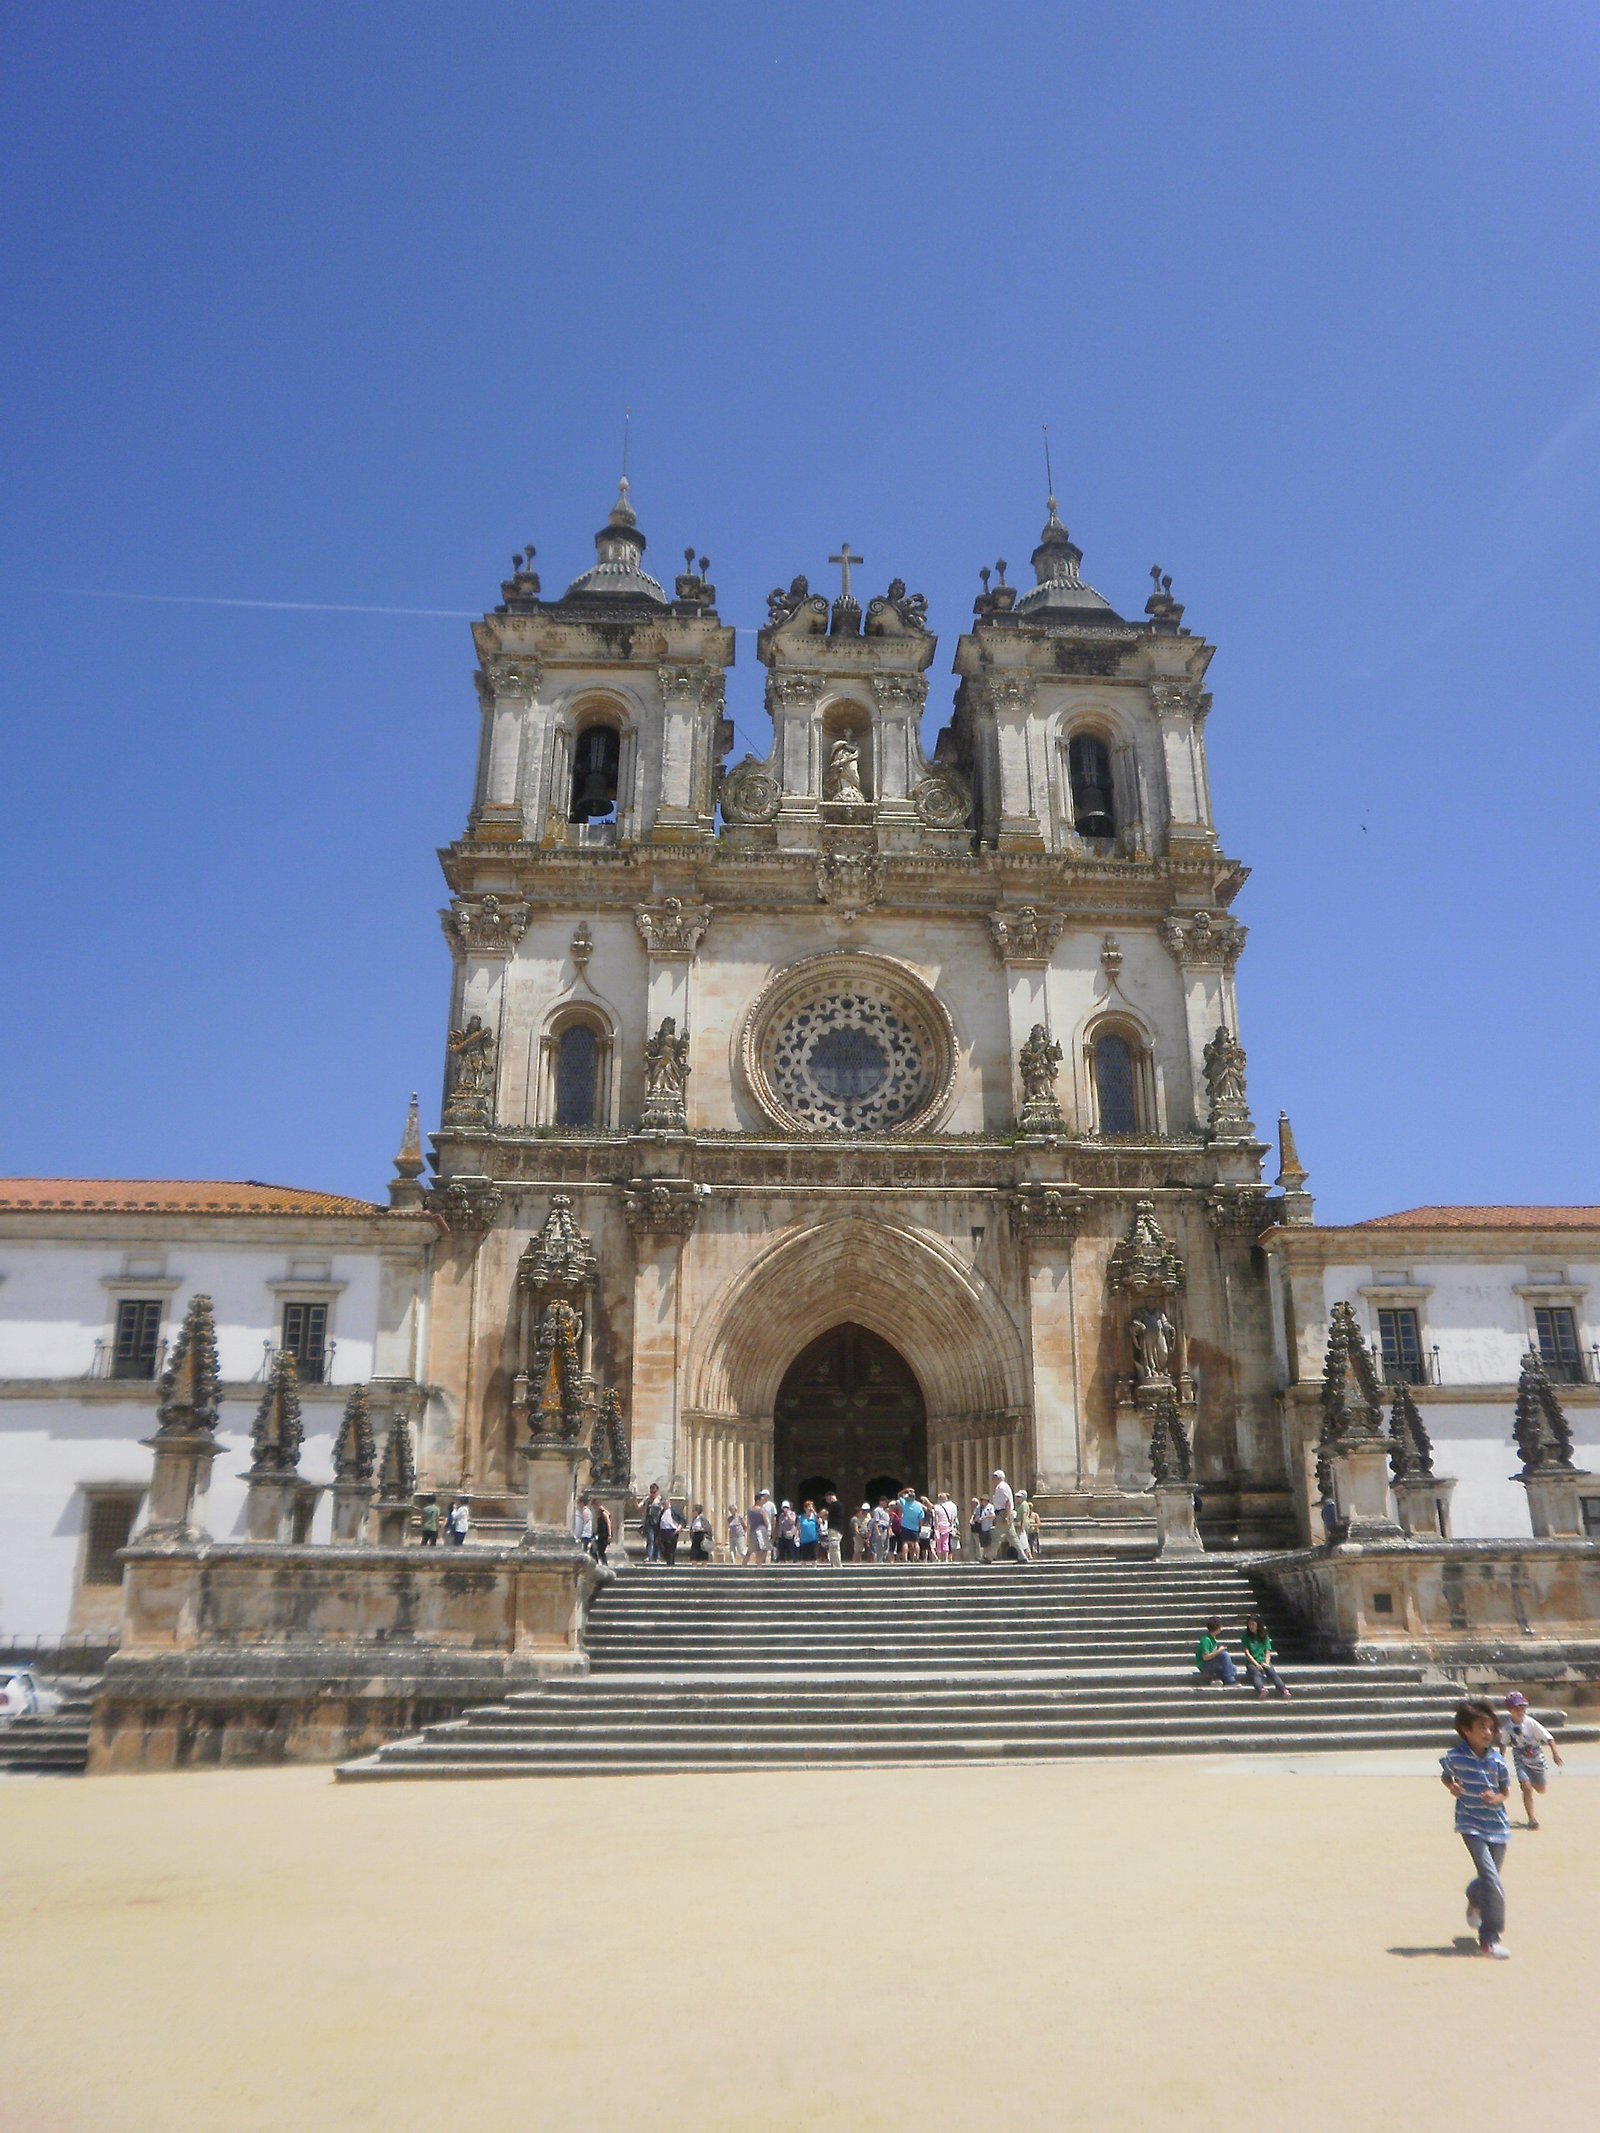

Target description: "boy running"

left=1500, top=1691, right=1563, bottom=1830
left=1440, top=1699, right=1513, bottom=1959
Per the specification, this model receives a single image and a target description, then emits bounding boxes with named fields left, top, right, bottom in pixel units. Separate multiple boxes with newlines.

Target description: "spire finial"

left=1042, top=422, right=1056, bottom=513
left=390, top=1092, right=426, bottom=1209
left=1274, top=1109, right=1315, bottom=1225
left=621, top=405, right=631, bottom=483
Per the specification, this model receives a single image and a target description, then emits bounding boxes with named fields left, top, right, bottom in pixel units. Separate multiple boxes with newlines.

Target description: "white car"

left=0, top=1669, right=66, bottom=1724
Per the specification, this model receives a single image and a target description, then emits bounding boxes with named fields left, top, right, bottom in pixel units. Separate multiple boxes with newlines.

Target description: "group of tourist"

left=624, top=1471, right=1044, bottom=1567
left=1192, top=1615, right=1292, bottom=1697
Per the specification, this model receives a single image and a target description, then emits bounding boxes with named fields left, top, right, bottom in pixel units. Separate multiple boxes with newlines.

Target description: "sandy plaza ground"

left=1, top=1745, right=1596, bottom=2132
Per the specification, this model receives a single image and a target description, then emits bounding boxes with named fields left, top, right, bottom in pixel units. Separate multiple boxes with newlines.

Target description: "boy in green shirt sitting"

left=1194, top=1619, right=1237, bottom=1687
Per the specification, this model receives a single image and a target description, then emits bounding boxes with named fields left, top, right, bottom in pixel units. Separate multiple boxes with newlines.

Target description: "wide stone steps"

left=0, top=1689, right=95, bottom=1777
left=341, top=1557, right=1567, bottom=1781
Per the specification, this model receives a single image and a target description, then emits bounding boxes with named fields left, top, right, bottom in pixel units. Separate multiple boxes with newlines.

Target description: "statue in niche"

left=642, top=1016, right=691, bottom=1128
left=1018, top=1024, right=1063, bottom=1109
left=445, top=1015, right=495, bottom=1119
left=824, top=736, right=867, bottom=803
left=1131, top=1304, right=1176, bottom=1383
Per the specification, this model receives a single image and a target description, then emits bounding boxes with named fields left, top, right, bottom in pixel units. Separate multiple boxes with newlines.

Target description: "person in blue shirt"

left=1440, top=1700, right=1514, bottom=1958
left=796, top=1500, right=820, bottom=1564
left=897, top=1488, right=925, bottom=1561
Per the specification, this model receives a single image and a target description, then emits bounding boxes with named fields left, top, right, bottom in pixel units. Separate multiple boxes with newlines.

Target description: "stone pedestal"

left=136, top=1430, right=216, bottom=1542
left=1154, top=1483, right=1203, bottom=1557
left=243, top=1473, right=297, bottom=1544
left=589, top=1486, right=631, bottom=1569
left=1328, top=1440, right=1403, bottom=1541
left=373, top=1498, right=412, bottom=1547
left=1394, top=1475, right=1456, bottom=1540
left=330, top=1481, right=375, bottom=1545
left=524, top=1436, right=587, bottom=1550
left=1522, top=1469, right=1593, bottom=1539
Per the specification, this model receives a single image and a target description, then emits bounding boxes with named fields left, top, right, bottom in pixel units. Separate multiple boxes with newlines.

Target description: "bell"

left=573, top=768, right=615, bottom=818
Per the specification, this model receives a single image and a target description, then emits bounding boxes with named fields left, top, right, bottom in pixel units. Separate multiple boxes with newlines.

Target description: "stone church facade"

left=423, top=483, right=1293, bottom=1544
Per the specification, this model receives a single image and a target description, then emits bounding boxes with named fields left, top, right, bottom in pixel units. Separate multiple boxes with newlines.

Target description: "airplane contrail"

left=65, top=588, right=479, bottom=618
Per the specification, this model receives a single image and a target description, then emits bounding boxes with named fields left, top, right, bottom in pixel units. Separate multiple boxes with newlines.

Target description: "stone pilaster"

left=1010, top=1185, right=1088, bottom=1496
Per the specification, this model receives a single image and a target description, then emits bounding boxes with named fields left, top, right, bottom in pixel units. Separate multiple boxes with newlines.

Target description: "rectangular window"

left=1534, top=1305, right=1583, bottom=1384
left=1582, top=1497, right=1600, bottom=1541
left=281, top=1300, right=329, bottom=1383
left=83, top=1494, right=140, bottom=1585
left=110, top=1298, right=163, bottom=1380
left=1377, top=1307, right=1425, bottom=1386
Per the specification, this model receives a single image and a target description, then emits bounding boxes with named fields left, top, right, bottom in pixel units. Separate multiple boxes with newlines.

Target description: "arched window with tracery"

left=1086, top=1019, right=1156, bottom=1138
left=539, top=1009, right=613, bottom=1129
left=1068, top=731, right=1116, bottom=840
left=569, top=722, right=620, bottom=822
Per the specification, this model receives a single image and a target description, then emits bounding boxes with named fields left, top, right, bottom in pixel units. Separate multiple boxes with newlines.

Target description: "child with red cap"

left=1500, top=1692, right=1564, bottom=1830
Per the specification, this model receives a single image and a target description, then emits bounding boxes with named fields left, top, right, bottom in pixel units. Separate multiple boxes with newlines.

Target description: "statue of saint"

left=1018, top=1023, right=1063, bottom=1110
left=447, top=1015, right=495, bottom=1095
left=824, top=737, right=867, bottom=803
left=642, top=1016, right=691, bottom=1126
left=1131, top=1304, right=1176, bottom=1382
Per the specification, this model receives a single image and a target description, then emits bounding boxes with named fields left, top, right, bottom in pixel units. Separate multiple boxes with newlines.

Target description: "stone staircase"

left=339, top=1557, right=1566, bottom=1781
left=0, top=1681, right=96, bottom=1776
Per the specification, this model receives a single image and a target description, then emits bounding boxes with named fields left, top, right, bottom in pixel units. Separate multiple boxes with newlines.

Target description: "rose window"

left=742, top=956, right=958, bottom=1136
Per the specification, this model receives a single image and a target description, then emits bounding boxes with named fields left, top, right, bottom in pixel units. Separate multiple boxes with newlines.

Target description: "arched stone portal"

left=774, top=1323, right=928, bottom=1516
left=679, top=1218, right=1032, bottom=1536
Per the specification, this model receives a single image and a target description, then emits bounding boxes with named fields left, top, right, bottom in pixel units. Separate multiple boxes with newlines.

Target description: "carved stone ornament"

left=333, top=1385, right=376, bottom=1484
left=249, top=1347, right=305, bottom=1475
left=765, top=577, right=828, bottom=631
left=377, top=1408, right=417, bottom=1503
left=823, top=738, right=868, bottom=803
left=622, top=1177, right=700, bottom=1238
left=1100, top=934, right=1124, bottom=979
left=719, top=760, right=782, bottom=823
left=1161, top=911, right=1246, bottom=971
left=1108, top=1200, right=1186, bottom=1303
left=1009, top=1183, right=1089, bottom=1246
left=1017, top=1023, right=1065, bottom=1133
left=635, top=897, right=712, bottom=958
left=1204, top=1185, right=1272, bottom=1240
left=442, top=1014, right=496, bottom=1125
left=1319, top=1300, right=1386, bottom=1451
left=1387, top=1378, right=1436, bottom=1484
left=1202, top=1023, right=1254, bottom=1138
left=911, top=770, right=972, bottom=831
left=870, top=672, right=928, bottom=714
left=816, top=851, right=886, bottom=922
left=658, top=662, right=724, bottom=712
left=429, top=1177, right=505, bottom=1233
left=484, top=656, right=540, bottom=698
left=570, top=922, right=594, bottom=970
left=529, top=1298, right=586, bottom=1443
left=1147, top=1387, right=1195, bottom=1486
left=589, top=1387, right=630, bottom=1487
left=979, top=675, right=1037, bottom=714
left=518, top=1193, right=599, bottom=1300
left=444, top=895, right=532, bottom=957
left=641, top=1016, right=691, bottom=1130
left=156, top=1293, right=222, bottom=1436
left=1149, top=679, right=1210, bottom=720
left=741, top=952, right=958, bottom=1138
left=769, top=671, right=820, bottom=713
left=1512, top=1348, right=1579, bottom=1476
left=988, top=905, right=1064, bottom=965
left=864, top=580, right=930, bottom=635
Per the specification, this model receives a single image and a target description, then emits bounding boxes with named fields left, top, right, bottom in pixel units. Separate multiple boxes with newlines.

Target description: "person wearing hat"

left=1500, top=1692, right=1563, bottom=1829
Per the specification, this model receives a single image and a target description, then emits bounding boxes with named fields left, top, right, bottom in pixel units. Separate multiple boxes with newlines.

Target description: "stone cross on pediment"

left=829, top=544, right=863, bottom=601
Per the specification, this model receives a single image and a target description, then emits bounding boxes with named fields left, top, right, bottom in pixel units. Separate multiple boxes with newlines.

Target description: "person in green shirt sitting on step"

left=1194, top=1620, right=1237, bottom=1687
left=1240, top=1614, right=1290, bottom=1699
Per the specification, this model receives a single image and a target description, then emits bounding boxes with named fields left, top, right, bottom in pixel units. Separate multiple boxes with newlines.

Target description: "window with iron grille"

left=111, top=1298, right=163, bottom=1380
left=84, top=1494, right=140, bottom=1585
left=281, top=1300, right=328, bottom=1382
left=554, top=1024, right=600, bottom=1127
left=1534, top=1305, right=1583, bottom=1384
left=1093, top=1033, right=1138, bottom=1136
left=1377, top=1307, right=1425, bottom=1386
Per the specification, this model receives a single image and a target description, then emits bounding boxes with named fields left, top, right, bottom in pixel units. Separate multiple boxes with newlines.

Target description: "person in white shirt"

left=989, top=1470, right=1015, bottom=1560
left=725, top=1501, right=748, bottom=1565
left=746, top=1490, right=774, bottom=1565
left=1501, top=1691, right=1564, bottom=1829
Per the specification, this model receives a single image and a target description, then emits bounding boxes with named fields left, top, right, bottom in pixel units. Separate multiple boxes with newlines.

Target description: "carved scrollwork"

left=988, top=905, right=1064, bottom=965
left=911, top=770, right=971, bottom=830
left=869, top=673, right=928, bottom=715
left=719, top=761, right=783, bottom=824
left=635, top=898, right=712, bottom=958
left=484, top=657, right=540, bottom=698
left=765, top=578, right=829, bottom=631
left=768, top=672, right=820, bottom=713
left=1160, top=911, right=1246, bottom=971
left=1205, top=1185, right=1272, bottom=1240
left=622, top=1177, right=700, bottom=1238
left=1009, top=1183, right=1088, bottom=1246
left=815, top=851, right=886, bottom=921
left=443, top=894, right=531, bottom=957
left=864, top=579, right=930, bottom=635
left=428, top=1177, right=505, bottom=1233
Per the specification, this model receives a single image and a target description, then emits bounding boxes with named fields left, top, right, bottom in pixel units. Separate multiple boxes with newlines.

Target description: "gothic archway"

left=773, top=1323, right=928, bottom=1518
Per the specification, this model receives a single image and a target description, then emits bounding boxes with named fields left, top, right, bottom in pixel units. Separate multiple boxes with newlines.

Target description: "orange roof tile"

left=1354, top=1206, right=1600, bottom=1232
left=0, top=1179, right=393, bottom=1218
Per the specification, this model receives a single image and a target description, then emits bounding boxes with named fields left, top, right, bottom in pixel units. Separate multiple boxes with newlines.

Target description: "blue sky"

left=2, top=2, right=1597, bottom=1220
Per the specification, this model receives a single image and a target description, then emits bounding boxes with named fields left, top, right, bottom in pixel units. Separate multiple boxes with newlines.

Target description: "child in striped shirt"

left=1440, top=1700, right=1513, bottom=1959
